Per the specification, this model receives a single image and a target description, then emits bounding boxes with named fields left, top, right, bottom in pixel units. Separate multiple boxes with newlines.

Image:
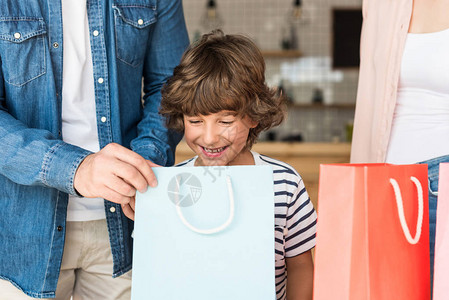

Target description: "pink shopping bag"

left=314, top=163, right=430, bottom=300
left=433, top=163, right=449, bottom=299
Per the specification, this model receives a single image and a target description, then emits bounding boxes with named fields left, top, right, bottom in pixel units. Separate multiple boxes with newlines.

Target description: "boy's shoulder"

left=175, top=157, right=197, bottom=167
left=252, top=151, right=302, bottom=179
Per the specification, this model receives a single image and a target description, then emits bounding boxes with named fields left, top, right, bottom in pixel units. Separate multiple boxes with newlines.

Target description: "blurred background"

left=182, top=0, right=362, bottom=143
left=177, top=0, right=363, bottom=205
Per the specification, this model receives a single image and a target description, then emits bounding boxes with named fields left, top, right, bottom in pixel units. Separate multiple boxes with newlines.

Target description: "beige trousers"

left=0, top=219, right=132, bottom=300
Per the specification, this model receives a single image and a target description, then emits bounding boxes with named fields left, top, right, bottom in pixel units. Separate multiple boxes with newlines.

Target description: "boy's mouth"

left=201, top=146, right=228, bottom=156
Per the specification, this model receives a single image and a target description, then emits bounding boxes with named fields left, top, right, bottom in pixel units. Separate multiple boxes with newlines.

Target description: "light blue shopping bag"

left=131, top=165, right=275, bottom=300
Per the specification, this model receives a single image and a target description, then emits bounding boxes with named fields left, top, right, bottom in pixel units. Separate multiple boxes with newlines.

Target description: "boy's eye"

left=187, top=120, right=202, bottom=124
left=220, top=120, right=234, bottom=125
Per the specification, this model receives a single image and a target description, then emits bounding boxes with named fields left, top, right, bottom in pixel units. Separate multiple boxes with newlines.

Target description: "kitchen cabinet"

left=174, top=141, right=351, bottom=210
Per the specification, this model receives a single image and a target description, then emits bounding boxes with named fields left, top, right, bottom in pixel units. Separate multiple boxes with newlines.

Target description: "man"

left=0, top=0, right=189, bottom=299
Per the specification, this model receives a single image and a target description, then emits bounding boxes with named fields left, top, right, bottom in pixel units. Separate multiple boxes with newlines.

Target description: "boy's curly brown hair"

left=160, top=29, right=286, bottom=149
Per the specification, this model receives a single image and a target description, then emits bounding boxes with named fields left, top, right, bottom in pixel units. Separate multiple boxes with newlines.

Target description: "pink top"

left=350, top=0, right=413, bottom=163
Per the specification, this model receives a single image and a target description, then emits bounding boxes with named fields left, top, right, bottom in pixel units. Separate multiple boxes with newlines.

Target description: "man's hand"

left=74, top=143, right=159, bottom=220
left=121, top=196, right=136, bottom=220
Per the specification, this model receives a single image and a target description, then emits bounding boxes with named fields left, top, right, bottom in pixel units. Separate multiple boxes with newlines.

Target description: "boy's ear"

left=250, top=119, right=258, bottom=128
left=242, top=115, right=258, bottom=128
left=246, top=117, right=258, bottom=128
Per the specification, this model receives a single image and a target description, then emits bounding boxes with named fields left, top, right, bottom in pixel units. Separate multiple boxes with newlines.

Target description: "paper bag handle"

left=389, top=176, right=423, bottom=245
left=175, top=175, right=234, bottom=235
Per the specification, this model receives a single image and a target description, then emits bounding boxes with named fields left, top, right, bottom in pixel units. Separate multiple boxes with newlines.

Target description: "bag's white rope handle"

left=389, top=176, right=423, bottom=245
left=175, top=175, right=234, bottom=235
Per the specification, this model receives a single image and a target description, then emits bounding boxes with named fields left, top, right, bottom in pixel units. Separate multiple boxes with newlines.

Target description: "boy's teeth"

left=204, top=146, right=225, bottom=153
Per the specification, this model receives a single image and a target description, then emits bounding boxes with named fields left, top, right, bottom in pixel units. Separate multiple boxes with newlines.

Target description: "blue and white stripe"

left=255, top=152, right=317, bottom=300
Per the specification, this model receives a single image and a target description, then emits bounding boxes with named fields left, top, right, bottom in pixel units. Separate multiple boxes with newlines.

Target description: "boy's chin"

left=196, top=157, right=228, bottom=167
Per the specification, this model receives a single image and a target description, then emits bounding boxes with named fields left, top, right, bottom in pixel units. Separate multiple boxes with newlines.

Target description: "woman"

left=351, top=0, right=449, bottom=286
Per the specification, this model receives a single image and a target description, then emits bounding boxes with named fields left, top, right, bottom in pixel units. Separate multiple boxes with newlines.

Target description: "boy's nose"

left=203, top=125, right=221, bottom=146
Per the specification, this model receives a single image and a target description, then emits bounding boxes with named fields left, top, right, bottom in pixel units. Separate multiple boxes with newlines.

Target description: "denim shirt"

left=0, top=0, right=188, bottom=297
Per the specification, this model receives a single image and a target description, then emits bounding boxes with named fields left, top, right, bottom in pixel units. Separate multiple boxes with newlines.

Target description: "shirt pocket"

left=113, top=3, right=157, bottom=67
left=0, top=18, right=46, bottom=86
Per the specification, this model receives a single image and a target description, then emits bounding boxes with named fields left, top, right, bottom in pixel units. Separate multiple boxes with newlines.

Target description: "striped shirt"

left=177, top=151, right=317, bottom=300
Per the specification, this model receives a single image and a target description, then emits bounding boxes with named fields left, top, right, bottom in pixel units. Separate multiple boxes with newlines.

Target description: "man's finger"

left=146, top=160, right=161, bottom=168
left=122, top=203, right=135, bottom=221
left=105, top=143, right=157, bottom=187
left=102, top=186, right=132, bottom=205
left=129, top=196, right=136, bottom=211
left=105, top=175, right=136, bottom=197
left=112, top=160, right=148, bottom=193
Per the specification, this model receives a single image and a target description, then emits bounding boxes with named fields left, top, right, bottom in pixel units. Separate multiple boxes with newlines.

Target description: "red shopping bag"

left=313, top=164, right=430, bottom=300
left=433, top=163, right=449, bottom=299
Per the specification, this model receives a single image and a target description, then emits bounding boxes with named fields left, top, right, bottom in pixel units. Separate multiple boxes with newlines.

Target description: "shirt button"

left=283, top=227, right=289, bottom=236
left=53, top=42, right=59, bottom=48
left=98, top=77, right=104, bottom=84
left=110, top=207, right=116, bottom=213
left=101, top=116, right=107, bottom=123
left=57, top=226, right=63, bottom=232
left=14, top=32, right=21, bottom=39
left=93, top=30, right=99, bottom=37
left=137, top=19, right=144, bottom=25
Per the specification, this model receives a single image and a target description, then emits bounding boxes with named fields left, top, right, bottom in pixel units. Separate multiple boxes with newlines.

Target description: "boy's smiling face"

left=183, top=111, right=258, bottom=166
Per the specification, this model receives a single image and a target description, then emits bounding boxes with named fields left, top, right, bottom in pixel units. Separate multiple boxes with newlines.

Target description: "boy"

left=160, top=30, right=317, bottom=300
